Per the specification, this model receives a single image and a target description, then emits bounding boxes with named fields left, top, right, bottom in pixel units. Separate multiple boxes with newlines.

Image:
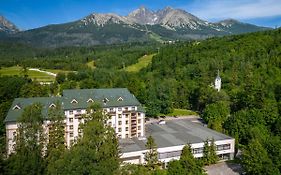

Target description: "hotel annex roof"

left=120, top=119, right=233, bottom=153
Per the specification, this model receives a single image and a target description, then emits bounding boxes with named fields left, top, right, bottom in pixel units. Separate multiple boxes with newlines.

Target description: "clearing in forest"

left=125, top=53, right=156, bottom=72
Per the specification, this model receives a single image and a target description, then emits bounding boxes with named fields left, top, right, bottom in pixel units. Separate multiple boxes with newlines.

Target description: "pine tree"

left=202, top=138, right=218, bottom=165
left=54, top=103, right=120, bottom=175
left=242, top=139, right=280, bottom=175
left=209, top=138, right=219, bottom=164
left=5, top=103, right=45, bottom=175
left=46, top=101, right=66, bottom=175
left=202, top=139, right=210, bottom=165
left=144, top=135, right=158, bottom=169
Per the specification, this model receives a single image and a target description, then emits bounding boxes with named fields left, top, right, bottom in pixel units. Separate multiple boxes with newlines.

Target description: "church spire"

left=214, top=70, right=221, bottom=92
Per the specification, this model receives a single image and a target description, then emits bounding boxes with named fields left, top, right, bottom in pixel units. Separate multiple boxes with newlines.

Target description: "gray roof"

left=120, top=119, right=233, bottom=153
left=5, top=88, right=142, bottom=123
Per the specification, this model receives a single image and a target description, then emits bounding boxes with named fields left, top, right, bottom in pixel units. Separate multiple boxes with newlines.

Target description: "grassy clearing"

left=0, top=66, right=55, bottom=82
left=86, top=60, right=96, bottom=69
left=159, top=109, right=198, bottom=117
left=125, top=54, right=156, bottom=72
left=149, top=33, right=164, bottom=43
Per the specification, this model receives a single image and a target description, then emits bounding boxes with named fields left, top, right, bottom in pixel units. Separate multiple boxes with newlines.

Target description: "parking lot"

left=205, top=162, right=243, bottom=175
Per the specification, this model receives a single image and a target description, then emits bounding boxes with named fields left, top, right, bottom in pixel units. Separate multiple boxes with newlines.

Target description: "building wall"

left=6, top=105, right=145, bottom=153
left=121, top=139, right=235, bottom=165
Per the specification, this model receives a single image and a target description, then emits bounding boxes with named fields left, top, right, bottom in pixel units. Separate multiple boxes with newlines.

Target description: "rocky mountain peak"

left=0, top=16, right=19, bottom=33
left=218, top=19, right=240, bottom=27
left=81, top=13, right=131, bottom=26
left=127, top=6, right=156, bottom=24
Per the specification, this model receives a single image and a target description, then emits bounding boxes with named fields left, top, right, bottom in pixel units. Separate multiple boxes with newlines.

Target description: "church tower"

left=214, top=70, right=221, bottom=92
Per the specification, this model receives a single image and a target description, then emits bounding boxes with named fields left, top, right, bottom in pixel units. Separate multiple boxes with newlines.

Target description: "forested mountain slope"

left=139, top=29, right=281, bottom=174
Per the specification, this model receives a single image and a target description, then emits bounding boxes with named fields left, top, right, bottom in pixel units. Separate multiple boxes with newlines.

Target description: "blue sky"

left=1, top=0, right=281, bottom=30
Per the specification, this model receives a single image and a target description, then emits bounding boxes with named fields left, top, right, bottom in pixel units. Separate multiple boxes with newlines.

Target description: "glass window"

left=126, top=127, right=129, bottom=131
left=69, top=110, right=73, bottom=115
left=118, top=121, right=122, bottom=125
left=118, top=128, right=122, bottom=132
left=138, top=119, right=141, bottom=123
left=132, top=107, right=135, bottom=111
left=118, top=114, right=122, bottom=119
left=69, top=118, right=73, bottom=122
left=118, top=108, right=122, bottom=111
left=125, top=120, right=129, bottom=125
left=138, top=126, right=141, bottom=130
left=69, top=125, right=73, bottom=130
left=69, top=132, right=73, bottom=137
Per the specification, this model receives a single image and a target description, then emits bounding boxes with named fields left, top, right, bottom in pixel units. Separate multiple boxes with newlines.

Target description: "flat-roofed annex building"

left=119, top=119, right=235, bottom=165
left=5, top=88, right=145, bottom=155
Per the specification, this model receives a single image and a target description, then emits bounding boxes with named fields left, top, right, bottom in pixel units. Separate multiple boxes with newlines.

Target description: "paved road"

left=205, top=162, right=243, bottom=175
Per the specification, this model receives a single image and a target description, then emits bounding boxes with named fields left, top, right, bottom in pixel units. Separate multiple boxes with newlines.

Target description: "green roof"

left=5, top=88, right=143, bottom=123
left=5, top=97, right=61, bottom=123
left=63, top=88, right=141, bottom=110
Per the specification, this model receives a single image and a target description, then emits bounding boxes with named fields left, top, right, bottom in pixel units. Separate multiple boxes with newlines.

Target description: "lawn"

left=86, top=60, right=96, bottom=69
left=125, top=54, right=156, bottom=72
left=0, top=66, right=55, bottom=82
left=159, top=109, right=198, bottom=117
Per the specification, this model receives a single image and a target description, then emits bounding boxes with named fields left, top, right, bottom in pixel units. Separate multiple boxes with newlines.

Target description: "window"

left=69, top=125, right=73, bottom=130
left=77, top=109, right=81, bottom=113
left=132, top=106, right=136, bottom=111
left=70, top=139, right=74, bottom=145
left=117, top=97, right=123, bottom=101
left=118, top=128, right=122, bottom=132
left=138, top=126, right=141, bottom=130
left=125, top=120, right=129, bottom=125
left=69, top=110, right=73, bottom=115
left=78, top=118, right=82, bottom=122
left=126, top=127, right=129, bottom=131
left=87, top=98, right=94, bottom=103
left=118, top=114, right=122, bottom=119
left=217, top=144, right=231, bottom=151
left=71, top=99, right=78, bottom=104
left=103, top=98, right=109, bottom=104
left=118, top=121, right=122, bottom=125
left=110, top=108, right=114, bottom=112
left=138, top=119, right=141, bottom=123
left=49, top=103, right=56, bottom=108
left=192, top=148, right=203, bottom=154
left=69, top=132, right=73, bottom=137
left=126, top=134, right=129, bottom=138
left=108, top=122, right=112, bottom=126
left=158, top=151, right=181, bottom=159
left=138, top=132, right=141, bottom=137
left=13, top=131, right=16, bottom=137
left=13, top=105, right=21, bottom=110
left=126, top=114, right=129, bottom=118
left=124, top=107, right=128, bottom=111
left=69, top=118, right=73, bottom=123
left=118, top=108, right=122, bottom=111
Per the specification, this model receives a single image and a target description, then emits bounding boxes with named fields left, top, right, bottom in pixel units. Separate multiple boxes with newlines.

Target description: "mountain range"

left=0, top=7, right=270, bottom=47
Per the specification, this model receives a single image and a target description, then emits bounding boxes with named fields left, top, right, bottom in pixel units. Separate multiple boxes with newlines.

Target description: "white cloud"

left=186, top=0, right=281, bottom=21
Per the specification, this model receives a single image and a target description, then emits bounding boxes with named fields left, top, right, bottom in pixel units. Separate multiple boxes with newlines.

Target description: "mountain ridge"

left=0, top=6, right=270, bottom=47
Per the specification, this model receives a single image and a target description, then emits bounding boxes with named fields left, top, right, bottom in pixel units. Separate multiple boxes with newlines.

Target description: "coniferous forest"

left=0, top=29, right=281, bottom=174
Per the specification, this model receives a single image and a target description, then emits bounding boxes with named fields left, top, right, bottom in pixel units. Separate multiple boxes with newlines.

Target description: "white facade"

left=121, top=138, right=235, bottom=165
left=6, top=106, right=145, bottom=153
